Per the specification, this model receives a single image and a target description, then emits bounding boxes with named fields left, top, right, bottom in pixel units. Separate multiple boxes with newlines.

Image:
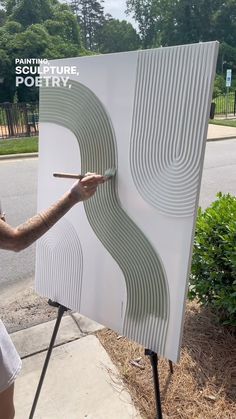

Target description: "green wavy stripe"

left=40, top=80, right=170, bottom=355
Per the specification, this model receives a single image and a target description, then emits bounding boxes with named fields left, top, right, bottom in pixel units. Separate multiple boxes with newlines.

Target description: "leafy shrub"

left=189, top=193, right=236, bottom=326
left=212, top=74, right=225, bottom=98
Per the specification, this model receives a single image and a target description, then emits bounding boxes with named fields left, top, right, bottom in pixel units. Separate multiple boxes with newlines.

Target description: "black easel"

left=29, top=300, right=69, bottom=419
left=29, top=300, right=174, bottom=419
left=145, top=349, right=174, bottom=419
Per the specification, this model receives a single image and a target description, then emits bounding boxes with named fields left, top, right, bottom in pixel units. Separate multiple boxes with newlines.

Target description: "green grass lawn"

left=209, top=119, right=236, bottom=128
left=0, top=136, right=38, bottom=155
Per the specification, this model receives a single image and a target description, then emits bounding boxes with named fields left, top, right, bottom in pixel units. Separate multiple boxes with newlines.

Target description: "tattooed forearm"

left=0, top=191, right=77, bottom=252
left=38, top=191, right=77, bottom=230
left=15, top=214, right=48, bottom=251
left=0, top=173, right=104, bottom=252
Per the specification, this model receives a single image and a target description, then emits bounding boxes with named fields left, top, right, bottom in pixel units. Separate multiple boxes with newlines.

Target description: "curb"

left=207, top=136, right=236, bottom=142
left=0, top=152, right=38, bottom=160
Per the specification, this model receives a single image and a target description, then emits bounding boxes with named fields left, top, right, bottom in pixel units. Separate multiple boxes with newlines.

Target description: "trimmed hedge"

left=189, top=193, right=236, bottom=326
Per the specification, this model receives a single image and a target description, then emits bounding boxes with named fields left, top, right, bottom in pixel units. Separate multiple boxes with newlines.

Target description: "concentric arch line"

left=40, top=79, right=170, bottom=355
left=130, top=42, right=218, bottom=217
left=36, top=218, right=83, bottom=311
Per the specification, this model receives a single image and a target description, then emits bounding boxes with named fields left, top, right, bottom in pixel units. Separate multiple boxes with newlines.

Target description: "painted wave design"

left=36, top=218, right=83, bottom=311
left=40, top=79, right=170, bottom=355
left=130, top=43, right=217, bottom=217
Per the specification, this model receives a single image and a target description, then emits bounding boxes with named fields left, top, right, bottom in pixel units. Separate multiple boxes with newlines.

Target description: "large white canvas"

left=36, top=42, right=218, bottom=362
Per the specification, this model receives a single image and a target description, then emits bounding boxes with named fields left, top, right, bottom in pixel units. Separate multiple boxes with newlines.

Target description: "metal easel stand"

left=145, top=349, right=174, bottom=419
left=29, top=300, right=69, bottom=419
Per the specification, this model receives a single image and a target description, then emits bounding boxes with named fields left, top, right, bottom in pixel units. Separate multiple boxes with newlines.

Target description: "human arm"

left=0, top=173, right=104, bottom=252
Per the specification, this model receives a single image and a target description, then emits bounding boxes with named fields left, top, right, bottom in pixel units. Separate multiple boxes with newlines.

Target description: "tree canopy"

left=70, top=0, right=105, bottom=50
left=126, top=0, right=236, bottom=47
left=0, top=0, right=141, bottom=102
left=0, top=0, right=84, bottom=101
left=99, top=18, right=140, bottom=53
left=1, top=0, right=235, bottom=102
left=126, top=0, right=236, bottom=78
left=7, top=0, right=54, bottom=28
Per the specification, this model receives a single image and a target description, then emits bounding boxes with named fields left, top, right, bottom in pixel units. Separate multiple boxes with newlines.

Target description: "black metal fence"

left=0, top=102, right=39, bottom=139
left=1, top=93, right=235, bottom=139
left=213, top=91, right=236, bottom=115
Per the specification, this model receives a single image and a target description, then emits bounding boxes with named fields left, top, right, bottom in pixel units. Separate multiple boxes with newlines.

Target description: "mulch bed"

left=97, top=301, right=236, bottom=419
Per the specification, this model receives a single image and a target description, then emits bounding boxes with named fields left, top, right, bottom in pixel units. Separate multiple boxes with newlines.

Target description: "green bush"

left=213, top=74, right=225, bottom=98
left=189, top=193, right=236, bottom=326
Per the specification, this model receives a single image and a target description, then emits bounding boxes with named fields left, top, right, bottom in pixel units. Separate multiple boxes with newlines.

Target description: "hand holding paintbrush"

left=53, top=169, right=116, bottom=203
left=53, top=168, right=116, bottom=181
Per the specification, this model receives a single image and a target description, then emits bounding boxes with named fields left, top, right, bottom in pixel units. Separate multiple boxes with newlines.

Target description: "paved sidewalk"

left=207, top=123, right=236, bottom=141
left=12, top=314, right=141, bottom=419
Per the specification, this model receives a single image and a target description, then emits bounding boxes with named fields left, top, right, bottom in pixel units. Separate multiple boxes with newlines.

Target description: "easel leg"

left=169, top=360, right=174, bottom=374
left=29, top=301, right=68, bottom=419
left=145, top=349, right=163, bottom=419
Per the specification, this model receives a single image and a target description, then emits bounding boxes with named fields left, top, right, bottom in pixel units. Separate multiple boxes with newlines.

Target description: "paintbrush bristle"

left=104, top=168, right=116, bottom=178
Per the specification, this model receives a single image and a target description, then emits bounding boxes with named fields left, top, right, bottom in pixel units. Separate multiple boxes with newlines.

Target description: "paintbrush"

left=53, top=168, right=116, bottom=181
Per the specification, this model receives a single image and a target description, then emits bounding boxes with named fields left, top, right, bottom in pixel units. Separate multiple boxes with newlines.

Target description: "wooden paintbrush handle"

left=53, top=173, right=84, bottom=180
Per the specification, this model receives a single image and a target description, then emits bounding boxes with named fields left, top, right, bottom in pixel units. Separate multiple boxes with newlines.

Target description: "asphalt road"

left=0, top=158, right=38, bottom=286
left=200, top=139, right=236, bottom=207
left=0, top=138, right=236, bottom=287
